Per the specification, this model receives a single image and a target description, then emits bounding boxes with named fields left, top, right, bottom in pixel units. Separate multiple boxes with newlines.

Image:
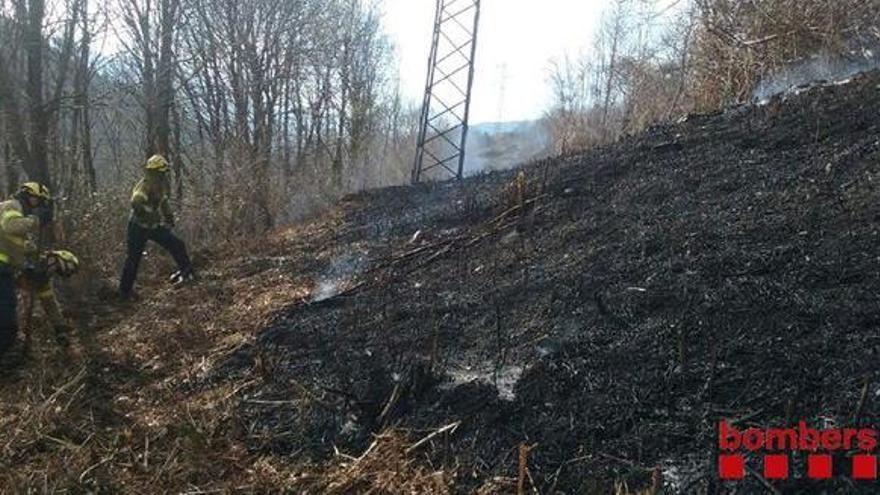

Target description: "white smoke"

left=753, top=48, right=880, bottom=101
left=310, top=251, right=365, bottom=303
left=463, top=120, right=554, bottom=175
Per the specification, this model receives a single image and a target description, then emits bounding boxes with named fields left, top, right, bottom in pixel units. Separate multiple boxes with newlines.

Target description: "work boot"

left=171, top=269, right=197, bottom=288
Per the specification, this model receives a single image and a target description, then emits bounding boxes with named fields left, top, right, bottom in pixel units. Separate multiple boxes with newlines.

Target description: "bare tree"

left=1, top=0, right=412, bottom=245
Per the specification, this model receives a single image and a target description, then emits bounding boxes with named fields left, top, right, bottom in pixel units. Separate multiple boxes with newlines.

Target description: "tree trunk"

left=25, top=0, right=51, bottom=186
left=155, top=0, right=178, bottom=156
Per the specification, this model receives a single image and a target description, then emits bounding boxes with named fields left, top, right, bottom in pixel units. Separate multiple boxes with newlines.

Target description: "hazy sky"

left=380, top=0, right=604, bottom=125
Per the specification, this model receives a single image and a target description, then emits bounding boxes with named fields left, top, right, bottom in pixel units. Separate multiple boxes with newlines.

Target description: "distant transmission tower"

left=412, top=0, right=482, bottom=183
left=496, top=62, right=508, bottom=122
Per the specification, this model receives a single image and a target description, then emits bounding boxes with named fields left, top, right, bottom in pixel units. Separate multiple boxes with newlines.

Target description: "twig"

left=221, top=378, right=257, bottom=402
left=390, top=239, right=456, bottom=263
left=728, top=408, right=764, bottom=427
left=422, top=243, right=455, bottom=265
left=243, top=399, right=298, bottom=406
left=517, top=443, right=538, bottom=495
left=406, top=421, right=461, bottom=454
left=598, top=452, right=654, bottom=472
left=851, top=377, right=870, bottom=424
left=741, top=33, right=782, bottom=46
left=352, top=438, right=380, bottom=466
left=61, top=382, right=87, bottom=413
left=47, top=366, right=88, bottom=405
left=39, top=432, right=79, bottom=450
left=150, top=441, right=180, bottom=485
left=287, top=378, right=336, bottom=412
left=378, top=382, right=402, bottom=427
left=492, top=195, right=548, bottom=226
left=332, top=444, right=358, bottom=461
left=79, top=454, right=115, bottom=483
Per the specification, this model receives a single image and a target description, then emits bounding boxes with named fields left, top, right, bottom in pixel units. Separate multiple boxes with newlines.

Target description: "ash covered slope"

left=235, top=72, right=880, bottom=492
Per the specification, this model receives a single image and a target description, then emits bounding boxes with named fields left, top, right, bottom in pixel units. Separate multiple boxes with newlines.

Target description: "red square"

left=764, top=454, right=788, bottom=480
left=719, top=454, right=745, bottom=480
left=853, top=455, right=877, bottom=480
left=808, top=454, right=832, bottom=479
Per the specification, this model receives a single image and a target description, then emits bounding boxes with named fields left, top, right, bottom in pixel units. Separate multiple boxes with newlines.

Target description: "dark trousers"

left=119, top=221, right=192, bottom=296
left=0, top=267, right=17, bottom=358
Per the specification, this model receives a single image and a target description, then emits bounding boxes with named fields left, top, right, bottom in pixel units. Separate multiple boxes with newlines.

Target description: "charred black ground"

left=215, top=71, right=880, bottom=493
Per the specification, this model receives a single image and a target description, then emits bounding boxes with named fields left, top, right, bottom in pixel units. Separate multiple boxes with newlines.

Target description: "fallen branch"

left=492, top=194, right=548, bottom=226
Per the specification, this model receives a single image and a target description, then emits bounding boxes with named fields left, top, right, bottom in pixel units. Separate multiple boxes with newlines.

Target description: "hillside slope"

left=2, top=72, right=880, bottom=493
left=237, top=71, right=880, bottom=493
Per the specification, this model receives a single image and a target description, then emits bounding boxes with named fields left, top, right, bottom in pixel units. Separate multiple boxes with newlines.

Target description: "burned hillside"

left=3, top=71, right=880, bottom=494
left=207, top=72, right=880, bottom=492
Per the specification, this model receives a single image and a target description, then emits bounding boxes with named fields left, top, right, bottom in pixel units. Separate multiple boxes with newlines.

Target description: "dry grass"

left=689, top=0, right=880, bottom=109
left=546, top=0, right=880, bottom=155
left=0, top=183, right=465, bottom=492
left=312, top=430, right=453, bottom=494
left=0, top=209, right=320, bottom=492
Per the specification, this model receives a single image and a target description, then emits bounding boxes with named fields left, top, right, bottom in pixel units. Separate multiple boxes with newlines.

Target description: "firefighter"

left=119, top=154, right=195, bottom=300
left=19, top=250, right=80, bottom=346
left=0, top=182, right=54, bottom=358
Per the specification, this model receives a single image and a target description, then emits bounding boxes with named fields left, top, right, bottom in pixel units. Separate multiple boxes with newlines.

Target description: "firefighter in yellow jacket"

left=19, top=250, right=80, bottom=346
left=0, top=183, right=55, bottom=357
left=119, top=155, right=195, bottom=299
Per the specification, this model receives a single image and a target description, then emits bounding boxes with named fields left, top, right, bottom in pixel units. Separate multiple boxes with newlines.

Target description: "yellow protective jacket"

left=0, top=199, right=65, bottom=327
left=130, top=174, right=174, bottom=229
left=0, top=199, right=38, bottom=268
left=18, top=274, right=65, bottom=327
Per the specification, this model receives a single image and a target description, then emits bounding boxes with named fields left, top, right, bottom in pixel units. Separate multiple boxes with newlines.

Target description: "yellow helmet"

left=145, top=154, right=170, bottom=172
left=20, top=182, right=52, bottom=202
left=44, top=250, right=79, bottom=278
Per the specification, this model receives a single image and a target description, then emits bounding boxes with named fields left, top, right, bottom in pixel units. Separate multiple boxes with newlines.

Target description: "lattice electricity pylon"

left=412, top=0, right=481, bottom=183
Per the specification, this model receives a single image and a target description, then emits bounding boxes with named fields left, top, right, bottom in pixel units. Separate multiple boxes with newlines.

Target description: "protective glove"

left=34, top=203, right=54, bottom=225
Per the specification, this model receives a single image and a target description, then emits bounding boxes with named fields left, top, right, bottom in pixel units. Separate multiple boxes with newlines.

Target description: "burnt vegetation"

left=2, top=0, right=880, bottom=493
left=219, top=72, right=880, bottom=493
left=9, top=69, right=860, bottom=492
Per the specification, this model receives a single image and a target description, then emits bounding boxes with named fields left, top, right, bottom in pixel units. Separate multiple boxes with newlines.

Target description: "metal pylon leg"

left=412, top=0, right=481, bottom=183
